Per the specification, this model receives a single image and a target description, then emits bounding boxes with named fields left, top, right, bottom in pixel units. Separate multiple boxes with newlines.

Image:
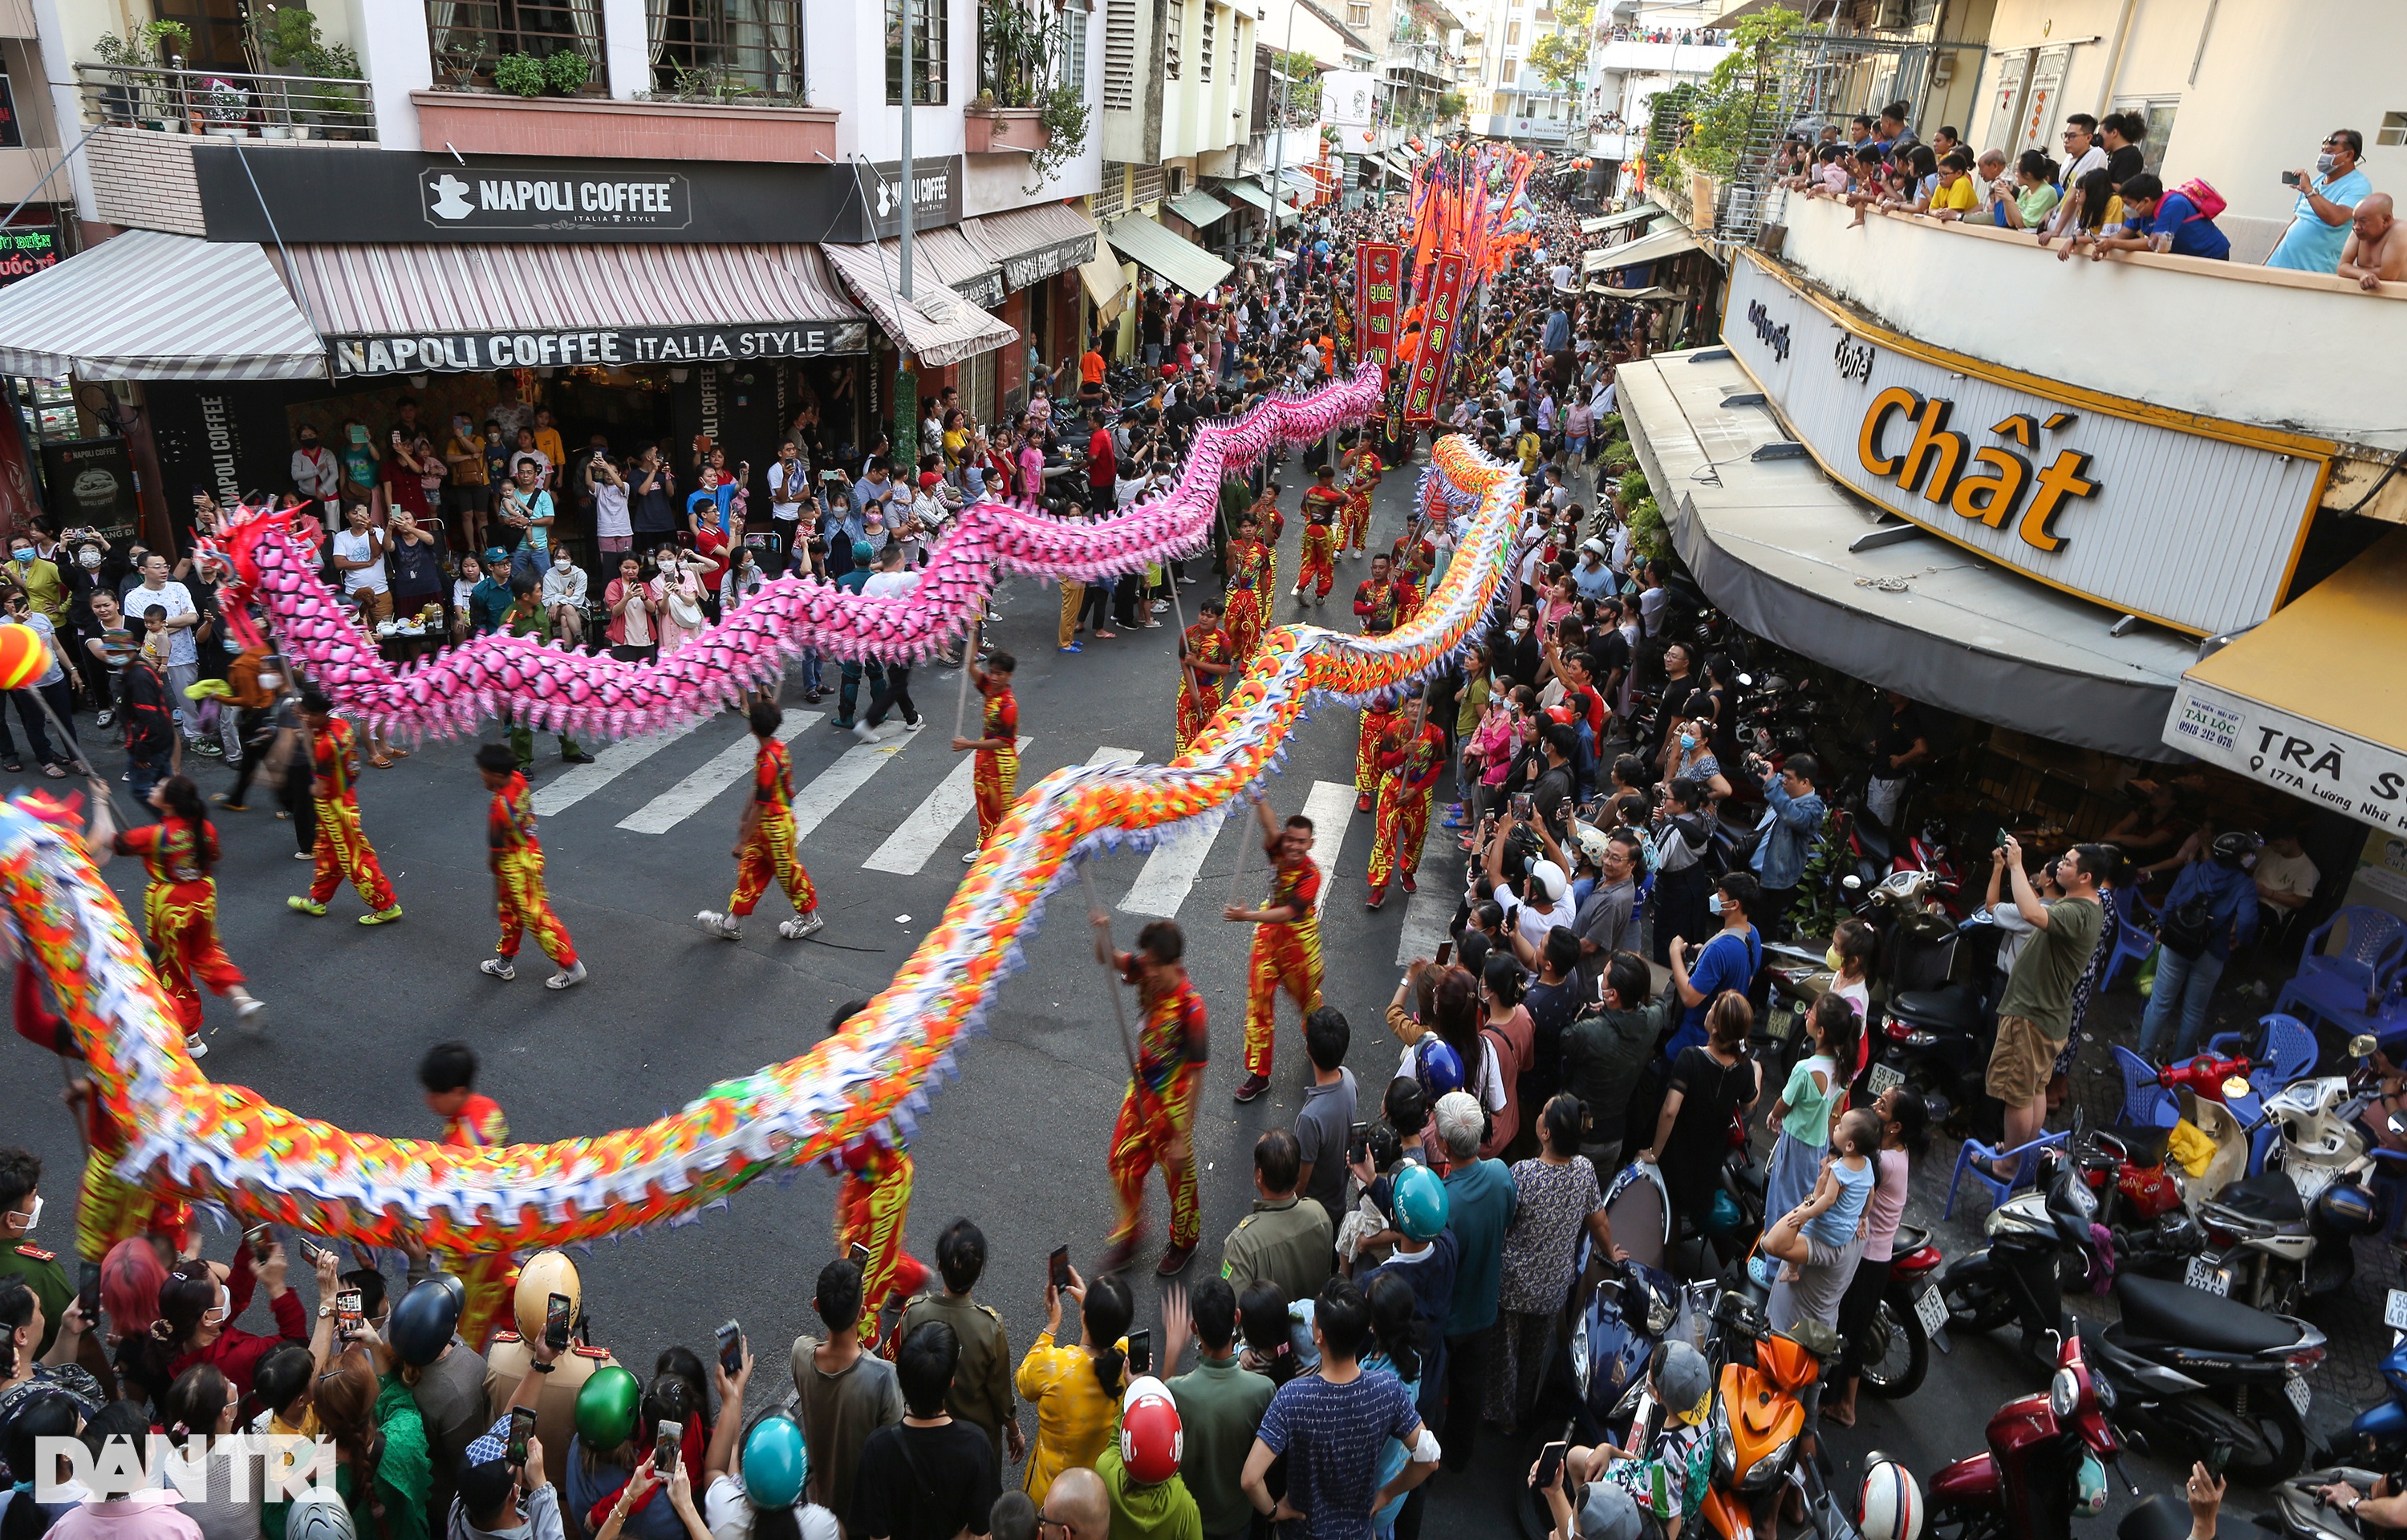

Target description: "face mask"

left=554, top=554, right=570, bottom=568
left=4, top=1194, right=39, bottom=1231
left=2316, top=153, right=2337, bottom=176
left=204, top=1284, right=231, bottom=1327
left=1511, top=618, right=1529, bottom=634
left=1707, top=893, right=1724, bottom=916
left=1826, top=945, right=1845, bottom=971
left=10, top=550, right=28, bottom=565
left=78, top=549, right=101, bottom=569
left=1678, top=733, right=1695, bottom=752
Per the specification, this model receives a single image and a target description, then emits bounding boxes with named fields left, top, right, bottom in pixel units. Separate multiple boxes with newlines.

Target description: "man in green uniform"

left=0, top=1148, right=72, bottom=1358
left=1216, top=1130, right=1332, bottom=1304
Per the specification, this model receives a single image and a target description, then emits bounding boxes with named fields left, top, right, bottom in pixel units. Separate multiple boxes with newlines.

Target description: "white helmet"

left=1858, top=1453, right=1923, bottom=1540
left=287, top=1495, right=356, bottom=1540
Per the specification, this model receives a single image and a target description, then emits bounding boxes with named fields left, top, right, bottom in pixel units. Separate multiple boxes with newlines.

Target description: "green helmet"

left=576, top=1365, right=642, bottom=1449
left=1392, top=1162, right=1450, bottom=1241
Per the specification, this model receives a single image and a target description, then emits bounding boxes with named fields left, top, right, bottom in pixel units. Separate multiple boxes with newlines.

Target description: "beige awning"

left=1216, top=180, right=1299, bottom=226
left=1166, top=191, right=1234, bottom=229
left=1584, top=283, right=1674, bottom=298
left=818, top=241, right=1019, bottom=367
left=1581, top=205, right=1655, bottom=235
left=1583, top=225, right=1701, bottom=274
left=1102, top=215, right=1234, bottom=299
left=1079, top=250, right=1130, bottom=325
left=962, top=201, right=1099, bottom=292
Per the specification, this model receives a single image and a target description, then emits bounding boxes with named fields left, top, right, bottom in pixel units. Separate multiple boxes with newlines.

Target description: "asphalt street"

left=5, top=453, right=2251, bottom=1530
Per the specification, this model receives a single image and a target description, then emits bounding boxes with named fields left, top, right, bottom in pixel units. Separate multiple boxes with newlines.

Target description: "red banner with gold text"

left=1404, top=249, right=1467, bottom=423
left=1357, top=242, right=1402, bottom=379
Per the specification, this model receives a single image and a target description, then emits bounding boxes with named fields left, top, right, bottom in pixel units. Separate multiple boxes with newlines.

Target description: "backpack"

left=2157, top=893, right=2216, bottom=960
left=2171, top=177, right=2226, bottom=221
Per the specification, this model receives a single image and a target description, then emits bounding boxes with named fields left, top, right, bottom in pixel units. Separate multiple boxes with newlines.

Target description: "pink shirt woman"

left=650, top=549, right=712, bottom=654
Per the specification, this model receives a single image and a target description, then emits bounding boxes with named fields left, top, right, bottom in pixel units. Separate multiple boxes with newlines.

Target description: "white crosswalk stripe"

left=530, top=717, right=708, bottom=818
left=786, top=726, right=920, bottom=842
left=862, top=736, right=1033, bottom=874
left=615, top=715, right=820, bottom=834
left=1299, top=780, right=1357, bottom=910
left=1121, top=814, right=1226, bottom=918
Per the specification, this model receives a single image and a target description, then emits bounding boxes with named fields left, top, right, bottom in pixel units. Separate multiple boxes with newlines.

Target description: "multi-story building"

left=1463, top=0, right=1580, bottom=144
left=1614, top=0, right=2407, bottom=932
left=0, top=0, right=1123, bottom=548
left=1579, top=1, right=1730, bottom=173
left=1094, top=0, right=1259, bottom=322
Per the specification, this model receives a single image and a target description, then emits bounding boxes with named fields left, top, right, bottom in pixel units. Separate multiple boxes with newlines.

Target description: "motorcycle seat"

left=1892, top=1224, right=1930, bottom=1255
left=1890, top=984, right=1983, bottom=1031
left=1855, top=821, right=1893, bottom=863
left=2115, top=1273, right=2301, bottom=1354
left=2105, top=1125, right=2174, bottom=1169
left=2209, top=1171, right=2307, bottom=1224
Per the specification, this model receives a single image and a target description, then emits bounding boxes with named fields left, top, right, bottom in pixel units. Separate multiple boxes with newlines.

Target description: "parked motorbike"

left=2080, top=1271, right=2327, bottom=1484
left=1938, top=1145, right=2101, bottom=1359
left=1857, top=1223, right=1950, bottom=1400
left=2086, top=1125, right=2205, bottom=1284
left=1698, top=1285, right=1853, bottom=1540
left=2187, top=1068, right=2401, bottom=1314
left=2263, top=1468, right=2393, bottom=1540
left=1926, top=1331, right=2132, bottom=1540
left=1565, top=1251, right=1685, bottom=1446
left=2320, top=1327, right=2407, bottom=1469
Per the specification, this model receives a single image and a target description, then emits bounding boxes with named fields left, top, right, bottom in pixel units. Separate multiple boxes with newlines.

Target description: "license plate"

left=2287, top=1374, right=2312, bottom=1417
left=1869, top=1062, right=1906, bottom=1099
left=1914, top=1282, right=1949, bottom=1336
left=2186, top=1256, right=2230, bottom=1297
left=2387, top=1289, right=2407, bottom=1331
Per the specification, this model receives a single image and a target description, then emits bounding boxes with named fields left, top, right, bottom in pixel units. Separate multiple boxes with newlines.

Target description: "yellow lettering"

left=1857, top=387, right=1918, bottom=477
left=1950, top=446, right=2032, bottom=529
left=2017, top=450, right=2101, bottom=553
left=1896, top=397, right=1970, bottom=505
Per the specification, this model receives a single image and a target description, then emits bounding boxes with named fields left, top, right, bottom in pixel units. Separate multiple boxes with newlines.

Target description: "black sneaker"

left=1233, top=1073, right=1270, bottom=1104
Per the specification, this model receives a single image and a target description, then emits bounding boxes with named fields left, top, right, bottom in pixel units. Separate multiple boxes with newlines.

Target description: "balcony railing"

left=74, top=63, right=376, bottom=141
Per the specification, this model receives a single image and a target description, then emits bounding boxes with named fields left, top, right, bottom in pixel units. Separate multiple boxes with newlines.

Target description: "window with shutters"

left=1199, top=3, right=1214, bottom=81
left=1165, top=0, right=1183, bottom=79
left=1098, top=162, right=1130, bottom=217
left=1347, top=2, right=1369, bottom=22
left=1131, top=163, right=1165, bottom=207
left=884, top=0, right=946, bottom=103
left=1103, top=0, right=1137, bottom=109
left=1228, top=15, right=1240, bottom=87
left=1063, top=4, right=1089, bottom=99
left=1505, top=20, right=1519, bottom=44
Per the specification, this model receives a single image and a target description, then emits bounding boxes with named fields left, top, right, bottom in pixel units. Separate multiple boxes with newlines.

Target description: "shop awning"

left=1584, top=225, right=1699, bottom=273
left=1102, top=215, right=1233, bottom=299
left=1618, top=347, right=2194, bottom=762
left=0, top=230, right=324, bottom=380
left=1280, top=166, right=1319, bottom=195
left=1080, top=250, right=1130, bottom=325
left=1166, top=191, right=1234, bottom=229
left=962, top=201, right=1099, bottom=293
left=277, top=242, right=869, bottom=376
left=875, top=226, right=1005, bottom=310
left=817, top=241, right=1018, bottom=367
left=2161, top=530, right=2407, bottom=831
left=1216, top=180, right=1300, bottom=225
left=1581, top=205, right=1655, bottom=235
left=1584, top=283, right=1674, bottom=298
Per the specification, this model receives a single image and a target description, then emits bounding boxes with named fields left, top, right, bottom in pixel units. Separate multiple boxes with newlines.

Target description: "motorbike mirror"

left=2349, top=1032, right=2381, bottom=1060
left=1736, top=673, right=1753, bottom=687
left=2220, top=1075, right=2252, bottom=1102
left=2390, top=1112, right=2407, bottom=1138
left=1842, top=874, right=1863, bottom=891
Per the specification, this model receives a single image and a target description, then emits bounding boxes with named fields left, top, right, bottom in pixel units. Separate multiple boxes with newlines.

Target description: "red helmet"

left=1119, top=1376, right=1183, bottom=1485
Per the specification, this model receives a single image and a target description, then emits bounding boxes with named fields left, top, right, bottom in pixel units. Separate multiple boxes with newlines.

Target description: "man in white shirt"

left=332, top=502, right=392, bottom=620
left=291, top=424, right=340, bottom=518
left=853, top=543, right=924, bottom=743
left=767, top=439, right=810, bottom=576
left=124, top=553, right=209, bottom=752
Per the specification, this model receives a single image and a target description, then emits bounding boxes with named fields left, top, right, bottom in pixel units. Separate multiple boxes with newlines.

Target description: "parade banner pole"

left=1166, top=578, right=1204, bottom=710
left=1081, top=865, right=1147, bottom=1091
left=952, top=618, right=979, bottom=740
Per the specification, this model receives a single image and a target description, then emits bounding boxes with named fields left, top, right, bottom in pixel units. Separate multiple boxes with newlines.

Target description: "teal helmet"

left=1704, top=1190, right=1746, bottom=1235
left=1392, top=1162, right=1450, bottom=1241
left=741, top=1416, right=808, bottom=1510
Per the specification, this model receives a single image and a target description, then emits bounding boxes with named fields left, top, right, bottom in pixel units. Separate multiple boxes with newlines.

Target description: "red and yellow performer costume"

left=1296, top=480, right=1343, bottom=600
left=1222, top=535, right=1271, bottom=660
left=440, top=1092, right=518, bottom=1349
left=1354, top=695, right=1398, bottom=813
left=1353, top=573, right=1409, bottom=637
left=306, top=718, right=396, bottom=912
left=1106, top=953, right=1208, bottom=1256
left=1175, top=618, right=1233, bottom=755
left=834, top=1133, right=928, bottom=1345
left=1240, top=846, right=1323, bottom=1081
left=1391, top=529, right=1437, bottom=622
left=972, top=673, right=1019, bottom=847
left=1250, top=497, right=1285, bottom=595
left=118, top=818, right=243, bottom=1040
left=1366, top=715, right=1449, bottom=899
left=729, top=736, right=818, bottom=920
left=1339, top=450, right=1382, bottom=553
left=488, top=770, right=577, bottom=969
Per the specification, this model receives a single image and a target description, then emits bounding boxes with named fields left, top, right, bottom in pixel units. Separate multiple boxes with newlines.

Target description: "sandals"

left=2, top=760, right=18, bottom=772
left=369, top=755, right=396, bottom=769
left=41, top=763, right=64, bottom=779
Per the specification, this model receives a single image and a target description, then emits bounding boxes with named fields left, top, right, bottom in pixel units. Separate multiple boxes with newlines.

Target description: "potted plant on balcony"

left=492, top=51, right=546, bottom=99
left=542, top=49, right=591, bottom=96
left=968, top=0, right=1051, bottom=152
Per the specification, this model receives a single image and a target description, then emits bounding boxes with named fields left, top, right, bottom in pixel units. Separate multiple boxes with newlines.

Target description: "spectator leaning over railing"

left=2267, top=128, right=2371, bottom=273
left=2078, top=172, right=2231, bottom=261
left=2339, top=193, right=2407, bottom=290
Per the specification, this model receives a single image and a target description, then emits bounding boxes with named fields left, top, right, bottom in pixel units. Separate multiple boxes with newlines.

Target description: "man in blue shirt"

left=1242, top=1278, right=1436, bottom=1540
left=2088, top=172, right=2230, bottom=261
left=1751, top=752, right=1828, bottom=938
left=2267, top=129, right=2372, bottom=273
left=1666, top=872, right=1763, bottom=1059
left=2137, top=831, right=2261, bottom=1063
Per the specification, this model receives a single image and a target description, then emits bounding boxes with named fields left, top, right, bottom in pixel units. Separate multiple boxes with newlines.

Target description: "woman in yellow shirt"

left=1015, top=1268, right=1132, bottom=1503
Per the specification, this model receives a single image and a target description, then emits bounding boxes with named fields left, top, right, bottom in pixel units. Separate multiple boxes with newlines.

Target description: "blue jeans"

left=510, top=543, right=543, bottom=591
left=2137, top=946, right=2227, bottom=1062
left=128, top=745, right=170, bottom=800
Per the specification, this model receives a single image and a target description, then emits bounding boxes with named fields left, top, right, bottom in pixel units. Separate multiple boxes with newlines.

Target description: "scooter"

left=1858, top=1224, right=1950, bottom=1400
left=1926, top=1331, right=2133, bottom=1540
left=1699, top=1285, right=1847, bottom=1540
left=1565, top=1250, right=1684, bottom=1446
left=2080, top=1271, right=2327, bottom=1484
left=2187, top=1078, right=2401, bottom=1315
left=1938, top=1145, right=2101, bottom=1360
left=2263, top=1467, right=2392, bottom=1540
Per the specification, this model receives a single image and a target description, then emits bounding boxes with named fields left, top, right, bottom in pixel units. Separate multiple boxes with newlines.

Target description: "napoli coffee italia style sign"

left=329, top=322, right=872, bottom=379
left=420, top=169, right=691, bottom=233
left=1723, top=254, right=2328, bottom=638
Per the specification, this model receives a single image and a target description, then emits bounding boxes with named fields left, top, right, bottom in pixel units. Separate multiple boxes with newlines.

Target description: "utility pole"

left=1262, top=5, right=1301, bottom=257
left=899, top=0, right=915, bottom=300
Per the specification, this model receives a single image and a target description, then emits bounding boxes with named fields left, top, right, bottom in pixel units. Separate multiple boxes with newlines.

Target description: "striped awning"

left=1165, top=191, right=1233, bottom=229
left=873, top=226, right=1005, bottom=310
left=963, top=201, right=1099, bottom=292
left=817, top=241, right=1019, bottom=367
left=1279, top=166, right=1318, bottom=195
left=1102, top=215, right=1232, bottom=299
left=0, top=230, right=323, bottom=380
left=1580, top=205, right=1654, bottom=234
left=278, top=242, right=870, bottom=377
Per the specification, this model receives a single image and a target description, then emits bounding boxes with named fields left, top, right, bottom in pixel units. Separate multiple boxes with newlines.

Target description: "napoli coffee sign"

left=421, top=169, right=691, bottom=233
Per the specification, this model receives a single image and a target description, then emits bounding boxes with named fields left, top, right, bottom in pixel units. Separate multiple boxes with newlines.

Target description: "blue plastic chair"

left=2205, top=1013, right=2320, bottom=1095
left=2276, top=906, right=2407, bottom=1040
left=1944, top=1130, right=2070, bottom=1220
left=2097, top=884, right=2161, bottom=993
left=2111, top=1044, right=2179, bottom=1128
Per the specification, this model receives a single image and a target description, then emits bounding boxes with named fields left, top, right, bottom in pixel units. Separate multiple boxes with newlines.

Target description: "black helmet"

left=388, top=1275, right=466, bottom=1367
left=2210, top=829, right=2255, bottom=864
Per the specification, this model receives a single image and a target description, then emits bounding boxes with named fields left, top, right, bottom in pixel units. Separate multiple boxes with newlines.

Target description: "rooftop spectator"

left=2098, top=111, right=2148, bottom=191
left=2338, top=192, right=2407, bottom=289
left=2268, top=128, right=2372, bottom=273
left=2001, top=150, right=2063, bottom=231
left=2084, top=172, right=2232, bottom=261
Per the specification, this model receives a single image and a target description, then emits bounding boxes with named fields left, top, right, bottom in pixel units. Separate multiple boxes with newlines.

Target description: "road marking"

left=1122, top=815, right=1224, bottom=917
left=615, top=715, right=819, bottom=834
left=785, top=724, right=919, bottom=842
left=1395, top=873, right=1459, bottom=963
left=1087, top=746, right=1145, bottom=768
left=862, top=736, right=1033, bottom=874
left=530, top=716, right=709, bottom=818
left=1299, top=780, right=1355, bottom=909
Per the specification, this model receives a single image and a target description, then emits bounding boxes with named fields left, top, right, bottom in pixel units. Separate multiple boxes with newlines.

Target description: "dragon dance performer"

left=1391, top=517, right=1439, bottom=622
left=698, top=699, right=825, bottom=942
left=1354, top=687, right=1399, bottom=816
left=1249, top=484, right=1286, bottom=596
left=112, top=776, right=262, bottom=1055
left=827, top=999, right=929, bottom=1346
left=1365, top=693, right=1448, bottom=910
left=951, top=651, right=1020, bottom=861
left=474, top=744, right=587, bottom=988
left=1293, top=465, right=1343, bottom=604
left=1339, top=444, right=1383, bottom=554
left=1093, top=918, right=1208, bottom=1277
left=286, top=687, right=403, bottom=925
left=1224, top=797, right=1322, bottom=1104
left=1221, top=512, right=1271, bottom=661
left=420, top=1040, right=516, bottom=1348
left=1175, top=598, right=1235, bottom=756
